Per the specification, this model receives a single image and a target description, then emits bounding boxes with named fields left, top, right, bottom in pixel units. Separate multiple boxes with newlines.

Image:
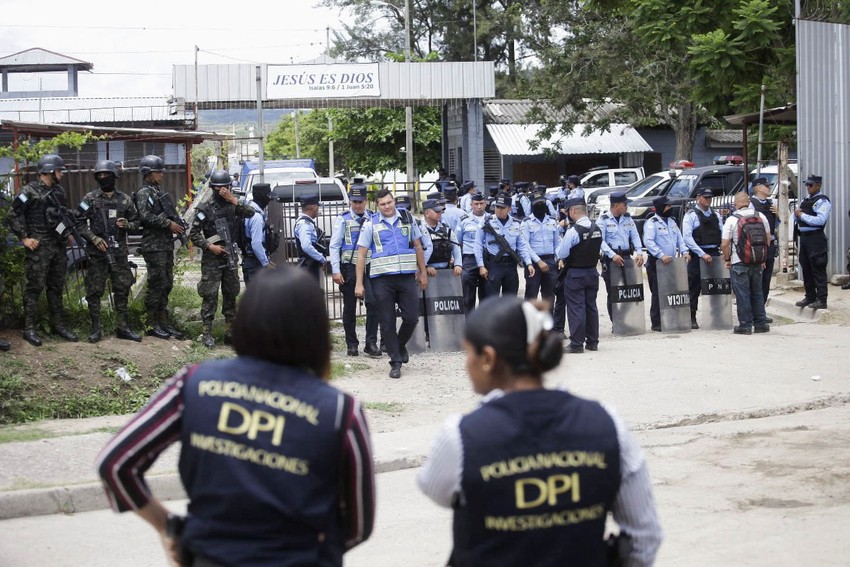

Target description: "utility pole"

left=256, top=66, right=265, bottom=184
left=404, top=0, right=414, bottom=196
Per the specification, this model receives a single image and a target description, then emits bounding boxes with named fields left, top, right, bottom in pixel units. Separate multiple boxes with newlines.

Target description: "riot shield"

left=610, top=257, right=646, bottom=336
left=656, top=257, right=691, bottom=333
left=699, top=260, right=732, bottom=330
left=405, top=269, right=466, bottom=353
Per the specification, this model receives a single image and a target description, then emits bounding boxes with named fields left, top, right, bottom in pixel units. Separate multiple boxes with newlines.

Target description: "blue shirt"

left=294, top=213, right=324, bottom=263
left=244, top=201, right=269, bottom=266
left=457, top=211, right=487, bottom=255
left=797, top=191, right=832, bottom=231
left=474, top=214, right=529, bottom=268
left=683, top=206, right=723, bottom=256
left=442, top=204, right=467, bottom=233
left=556, top=216, right=592, bottom=259
left=459, top=193, right=473, bottom=213
left=420, top=219, right=462, bottom=268
left=329, top=208, right=370, bottom=274
left=568, top=187, right=585, bottom=200
left=356, top=210, right=426, bottom=250
left=596, top=213, right=643, bottom=258
left=520, top=214, right=561, bottom=264
left=511, top=194, right=531, bottom=218
left=643, top=214, right=688, bottom=259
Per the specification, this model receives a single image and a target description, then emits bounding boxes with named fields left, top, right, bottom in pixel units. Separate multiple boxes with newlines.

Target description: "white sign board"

left=266, top=64, right=381, bottom=99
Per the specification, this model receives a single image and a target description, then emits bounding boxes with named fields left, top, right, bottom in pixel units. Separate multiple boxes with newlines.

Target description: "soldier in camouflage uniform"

left=189, top=170, right=254, bottom=348
left=134, top=155, right=186, bottom=340
left=76, top=160, right=142, bottom=343
left=7, top=154, right=79, bottom=346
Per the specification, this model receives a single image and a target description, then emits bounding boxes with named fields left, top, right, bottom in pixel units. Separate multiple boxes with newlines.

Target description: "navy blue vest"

left=178, top=357, right=351, bottom=566
left=566, top=224, right=603, bottom=269
left=452, top=390, right=621, bottom=567
left=798, top=193, right=829, bottom=229
left=691, top=208, right=721, bottom=246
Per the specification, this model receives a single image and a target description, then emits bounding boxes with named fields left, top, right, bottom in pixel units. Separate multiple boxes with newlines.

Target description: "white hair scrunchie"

left=521, top=301, right=554, bottom=345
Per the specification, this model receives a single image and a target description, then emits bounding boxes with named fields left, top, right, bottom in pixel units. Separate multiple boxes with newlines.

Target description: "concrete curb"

left=0, top=454, right=426, bottom=521
left=766, top=292, right=830, bottom=323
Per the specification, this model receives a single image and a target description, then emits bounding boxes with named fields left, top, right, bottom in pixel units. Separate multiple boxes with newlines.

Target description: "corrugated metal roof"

left=705, top=129, right=743, bottom=144
left=0, top=48, right=93, bottom=70
left=486, top=123, right=652, bottom=156
left=0, top=119, right=232, bottom=142
left=173, top=61, right=496, bottom=107
left=0, top=97, right=188, bottom=124
left=484, top=100, right=620, bottom=125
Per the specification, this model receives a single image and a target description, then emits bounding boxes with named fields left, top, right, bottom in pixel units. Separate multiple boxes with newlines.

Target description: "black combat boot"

left=22, top=304, right=42, bottom=346
left=146, top=311, right=170, bottom=340
left=201, top=322, right=215, bottom=349
left=51, top=315, right=79, bottom=342
left=115, top=313, right=142, bottom=342
left=160, top=311, right=184, bottom=340
left=88, top=309, right=102, bottom=343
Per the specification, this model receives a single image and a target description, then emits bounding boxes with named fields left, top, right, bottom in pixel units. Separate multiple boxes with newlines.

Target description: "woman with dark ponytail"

left=418, top=295, right=662, bottom=567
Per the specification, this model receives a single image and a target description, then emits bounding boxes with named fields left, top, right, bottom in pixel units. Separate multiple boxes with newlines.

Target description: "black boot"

left=146, top=311, right=170, bottom=340
left=22, top=303, right=42, bottom=346
left=160, top=311, right=184, bottom=340
left=88, top=310, right=102, bottom=343
left=23, top=328, right=42, bottom=347
left=201, top=322, right=215, bottom=348
left=223, top=318, right=234, bottom=345
left=51, top=315, right=79, bottom=342
left=0, top=338, right=10, bottom=352
left=115, top=313, right=142, bottom=342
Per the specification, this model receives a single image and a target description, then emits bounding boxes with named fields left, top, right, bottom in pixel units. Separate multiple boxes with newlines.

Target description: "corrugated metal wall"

left=797, top=19, right=850, bottom=277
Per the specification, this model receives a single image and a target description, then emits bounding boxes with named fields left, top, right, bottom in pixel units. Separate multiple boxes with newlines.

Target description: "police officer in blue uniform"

left=521, top=192, right=560, bottom=307
left=557, top=198, right=603, bottom=353
left=240, top=183, right=274, bottom=284
left=475, top=192, right=533, bottom=298
left=395, top=193, right=412, bottom=211
left=420, top=198, right=463, bottom=276
left=643, top=195, right=690, bottom=332
left=330, top=184, right=381, bottom=357
left=457, top=193, right=488, bottom=313
left=597, top=191, right=645, bottom=320
left=417, top=296, right=662, bottom=567
left=294, top=195, right=326, bottom=281
left=511, top=181, right=532, bottom=219
left=355, top=188, right=429, bottom=379
left=683, top=187, right=724, bottom=328
left=458, top=181, right=477, bottom=213
left=441, top=182, right=466, bottom=233
left=749, top=177, right=778, bottom=307
left=794, top=175, right=832, bottom=309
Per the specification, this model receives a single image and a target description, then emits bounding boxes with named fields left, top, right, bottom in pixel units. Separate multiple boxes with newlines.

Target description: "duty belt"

left=538, top=254, right=555, bottom=260
left=799, top=228, right=825, bottom=236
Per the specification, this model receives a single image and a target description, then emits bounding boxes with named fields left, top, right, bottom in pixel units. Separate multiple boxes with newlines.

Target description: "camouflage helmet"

left=138, top=155, right=165, bottom=175
left=37, top=154, right=66, bottom=174
left=209, top=170, right=233, bottom=187
left=93, top=160, right=120, bottom=178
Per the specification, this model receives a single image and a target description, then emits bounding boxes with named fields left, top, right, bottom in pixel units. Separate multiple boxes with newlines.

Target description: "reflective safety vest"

left=339, top=209, right=370, bottom=264
left=179, top=357, right=353, bottom=566
left=451, top=390, right=621, bottom=567
left=368, top=211, right=417, bottom=277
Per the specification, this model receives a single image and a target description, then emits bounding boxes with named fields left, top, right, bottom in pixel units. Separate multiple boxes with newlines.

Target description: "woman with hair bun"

left=417, top=295, right=662, bottom=567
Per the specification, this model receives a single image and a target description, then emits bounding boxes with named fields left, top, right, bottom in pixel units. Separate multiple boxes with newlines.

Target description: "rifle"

left=156, top=191, right=189, bottom=247
left=99, top=208, right=119, bottom=266
left=482, top=221, right=523, bottom=267
left=213, top=216, right=239, bottom=271
left=47, top=189, right=88, bottom=262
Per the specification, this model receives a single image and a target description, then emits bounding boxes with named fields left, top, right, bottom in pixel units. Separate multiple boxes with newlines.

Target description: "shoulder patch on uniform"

left=16, top=192, right=28, bottom=203
left=79, top=199, right=90, bottom=211
left=197, top=211, right=205, bottom=220
left=601, top=213, right=609, bottom=219
left=148, top=195, right=154, bottom=205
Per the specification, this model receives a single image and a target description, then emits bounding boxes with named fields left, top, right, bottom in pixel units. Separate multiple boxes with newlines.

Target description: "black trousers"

left=552, top=275, right=567, bottom=333
left=485, top=261, right=519, bottom=297
left=646, top=256, right=661, bottom=329
left=371, top=273, right=419, bottom=364
left=241, top=254, right=263, bottom=285
left=687, top=247, right=721, bottom=318
left=799, top=231, right=829, bottom=302
left=461, top=255, right=486, bottom=314
left=524, top=256, right=558, bottom=307
left=339, top=263, right=379, bottom=348
left=761, top=241, right=777, bottom=303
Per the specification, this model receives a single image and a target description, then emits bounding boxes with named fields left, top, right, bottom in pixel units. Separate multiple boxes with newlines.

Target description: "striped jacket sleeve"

left=337, top=393, right=376, bottom=550
left=95, top=365, right=194, bottom=512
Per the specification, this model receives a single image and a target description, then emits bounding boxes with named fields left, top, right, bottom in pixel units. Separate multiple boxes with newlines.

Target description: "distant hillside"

left=198, top=108, right=293, bottom=131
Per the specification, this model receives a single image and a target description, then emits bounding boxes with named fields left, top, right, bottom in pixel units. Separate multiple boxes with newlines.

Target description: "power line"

left=0, top=23, right=342, bottom=32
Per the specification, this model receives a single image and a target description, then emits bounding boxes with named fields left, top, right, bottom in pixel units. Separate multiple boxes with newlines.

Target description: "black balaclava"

left=97, top=174, right=115, bottom=193
left=532, top=202, right=547, bottom=220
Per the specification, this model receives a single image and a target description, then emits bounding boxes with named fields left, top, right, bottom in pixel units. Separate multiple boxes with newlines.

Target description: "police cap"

left=563, top=197, right=585, bottom=209
left=494, top=192, right=512, bottom=208
left=652, top=195, right=669, bottom=211
left=697, top=187, right=714, bottom=198
left=301, top=194, right=320, bottom=207
left=804, top=175, right=823, bottom=185
left=471, top=192, right=486, bottom=202
left=609, top=191, right=630, bottom=204
left=349, top=184, right=368, bottom=201
left=751, top=177, right=769, bottom=188
left=423, top=199, right=444, bottom=212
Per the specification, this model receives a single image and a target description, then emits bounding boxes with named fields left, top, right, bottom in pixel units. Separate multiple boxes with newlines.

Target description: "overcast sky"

left=3, top=0, right=348, bottom=99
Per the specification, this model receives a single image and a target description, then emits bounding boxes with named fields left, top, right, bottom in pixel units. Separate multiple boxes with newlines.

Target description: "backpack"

left=733, top=212, right=768, bottom=265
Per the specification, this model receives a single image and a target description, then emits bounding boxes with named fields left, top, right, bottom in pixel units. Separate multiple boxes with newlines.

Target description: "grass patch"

left=330, top=361, right=369, bottom=379
left=0, top=427, right=54, bottom=443
left=363, top=401, right=404, bottom=413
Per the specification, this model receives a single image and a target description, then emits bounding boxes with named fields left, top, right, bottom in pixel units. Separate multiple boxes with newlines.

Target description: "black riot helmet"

left=209, top=170, right=232, bottom=187
left=37, top=154, right=66, bottom=174
left=94, top=160, right=120, bottom=178
left=138, top=155, right=165, bottom=175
